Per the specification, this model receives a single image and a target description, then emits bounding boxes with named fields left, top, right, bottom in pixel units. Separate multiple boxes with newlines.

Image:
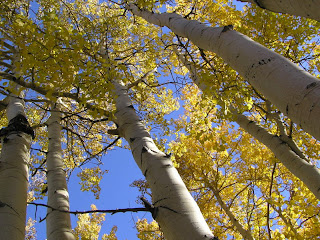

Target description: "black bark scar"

left=254, top=0, right=266, bottom=9
left=306, top=82, right=317, bottom=89
left=0, top=114, right=35, bottom=139
left=222, top=25, right=233, bottom=32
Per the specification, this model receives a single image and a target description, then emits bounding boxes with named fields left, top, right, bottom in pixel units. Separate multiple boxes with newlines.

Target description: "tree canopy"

left=0, top=0, right=320, bottom=239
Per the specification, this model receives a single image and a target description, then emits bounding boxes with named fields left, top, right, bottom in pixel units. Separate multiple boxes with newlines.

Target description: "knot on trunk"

left=0, top=114, right=35, bottom=139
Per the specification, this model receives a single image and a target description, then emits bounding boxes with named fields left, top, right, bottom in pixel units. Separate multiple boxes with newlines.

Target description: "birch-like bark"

left=110, top=82, right=216, bottom=240
left=235, top=113, right=320, bottom=199
left=174, top=49, right=320, bottom=200
left=128, top=4, right=320, bottom=142
left=46, top=102, right=75, bottom=240
left=237, top=0, right=320, bottom=22
left=0, top=95, right=32, bottom=240
left=174, top=50, right=253, bottom=239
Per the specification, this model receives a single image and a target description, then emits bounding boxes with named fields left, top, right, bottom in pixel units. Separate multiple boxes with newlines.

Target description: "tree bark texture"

left=0, top=95, right=32, bottom=240
left=112, top=81, right=216, bottom=240
left=174, top=49, right=255, bottom=240
left=235, top=113, right=320, bottom=200
left=237, top=0, right=320, bottom=21
left=175, top=48, right=320, bottom=200
left=46, top=103, right=75, bottom=240
left=128, top=4, right=320, bottom=142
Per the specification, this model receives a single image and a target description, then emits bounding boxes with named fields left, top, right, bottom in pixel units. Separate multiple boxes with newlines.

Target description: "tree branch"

left=127, top=68, right=157, bottom=89
left=267, top=162, right=276, bottom=239
left=28, top=201, right=150, bottom=220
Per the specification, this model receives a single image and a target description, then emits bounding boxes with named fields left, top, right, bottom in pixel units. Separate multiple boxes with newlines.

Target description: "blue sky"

left=28, top=145, right=151, bottom=239
left=25, top=1, right=247, bottom=239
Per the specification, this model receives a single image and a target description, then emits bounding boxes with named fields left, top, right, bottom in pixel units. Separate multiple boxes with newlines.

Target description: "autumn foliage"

left=0, top=0, right=320, bottom=239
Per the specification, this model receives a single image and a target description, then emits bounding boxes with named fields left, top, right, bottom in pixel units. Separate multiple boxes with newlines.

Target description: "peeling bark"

left=128, top=4, right=320, bottom=142
left=0, top=95, right=32, bottom=240
left=46, top=102, right=75, bottom=240
left=112, top=81, right=216, bottom=240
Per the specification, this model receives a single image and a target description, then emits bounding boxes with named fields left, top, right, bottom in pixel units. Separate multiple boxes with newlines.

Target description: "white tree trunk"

left=128, top=4, right=320, bottom=142
left=0, top=95, right=32, bottom=240
left=111, top=82, right=215, bottom=240
left=237, top=0, right=320, bottom=21
left=175, top=48, right=320, bottom=200
left=235, top=113, right=320, bottom=199
left=46, top=102, right=75, bottom=240
left=174, top=50, right=254, bottom=239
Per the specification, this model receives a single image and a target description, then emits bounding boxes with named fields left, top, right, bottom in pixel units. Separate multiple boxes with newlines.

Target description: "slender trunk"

left=174, top=49, right=253, bottom=240
left=237, top=0, right=320, bottom=21
left=46, top=102, right=75, bottom=240
left=128, top=4, right=320, bottom=142
left=235, top=113, right=320, bottom=199
left=209, top=185, right=254, bottom=240
left=0, top=95, right=32, bottom=240
left=174, top=49, right=320, bottom=200
left=110, top=81, right=216, bottom=240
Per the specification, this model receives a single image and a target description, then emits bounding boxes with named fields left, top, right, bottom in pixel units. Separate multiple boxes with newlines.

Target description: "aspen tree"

left=174, top=48, right=320, bottom=200
left=0, top=21, right=33, bottom=238
left=0, top=94, right=33, bottom=240
left=46, top=101, right=75, bottom=240
left=2, top=1, right=320, bottom=238
left=109, top=81, right=216, bottom=240
left=127, top=4, right=320, bottom=142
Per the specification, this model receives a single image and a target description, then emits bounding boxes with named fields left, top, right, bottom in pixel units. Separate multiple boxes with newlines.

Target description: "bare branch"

left=27, top=201, right=150, bottom=219
left=4, top=74, right=113, bottom=119
left=267, top=162, right=276, bottom=239
left=0, top=60, right=14, bottom=69
left=0, top=38, right=16, bottom=52
left=127, top=68, right=157, bottom=89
